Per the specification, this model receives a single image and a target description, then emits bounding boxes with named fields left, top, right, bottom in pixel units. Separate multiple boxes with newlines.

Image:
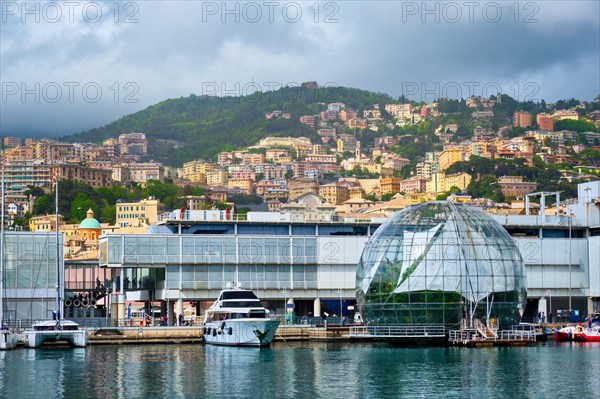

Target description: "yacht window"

left=222, top=291, right=259, bottom=300
left=248, top=310, right=266, bottom=318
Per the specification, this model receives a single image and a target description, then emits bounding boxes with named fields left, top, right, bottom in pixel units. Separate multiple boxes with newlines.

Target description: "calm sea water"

left=1, top=341, right=598, bottom=399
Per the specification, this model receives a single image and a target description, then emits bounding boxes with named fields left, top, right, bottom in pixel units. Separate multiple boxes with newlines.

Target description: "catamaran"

left=203, top=282, right=279, bottom=347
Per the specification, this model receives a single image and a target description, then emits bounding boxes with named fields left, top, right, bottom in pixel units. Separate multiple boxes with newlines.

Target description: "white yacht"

left=24, top=320, right=87, bottom=348
left=203, top=283, right=279, bottom=347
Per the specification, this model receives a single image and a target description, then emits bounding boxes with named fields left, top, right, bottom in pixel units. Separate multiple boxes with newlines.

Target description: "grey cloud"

left=1, top=0, right=598, bottom=136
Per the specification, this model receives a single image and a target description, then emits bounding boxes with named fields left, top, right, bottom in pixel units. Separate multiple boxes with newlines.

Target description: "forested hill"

left=63, top=85, right=396, bottom=165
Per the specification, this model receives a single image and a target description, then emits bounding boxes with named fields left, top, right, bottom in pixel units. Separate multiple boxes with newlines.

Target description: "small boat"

left=24, top=320, right=88, bottom=348
left=580, top=326, right=600, bottom=342
left=553, top=325, right=585, bottom=342
left=203, top=283, right=279, bottom=347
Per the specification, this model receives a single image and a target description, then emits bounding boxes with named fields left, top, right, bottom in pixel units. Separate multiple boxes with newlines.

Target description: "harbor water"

left=1, top=342, right=599, bottom=398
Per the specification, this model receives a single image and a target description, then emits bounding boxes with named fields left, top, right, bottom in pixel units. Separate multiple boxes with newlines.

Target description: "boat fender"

left=221, top=322, right=226, bottom=330
left=212, top=329, right=216, bottom=337
left=65, top=299, right=73, bottom=307
left=90, top=299, right=97, bottom=306
left=73, top=299, right=82, bottom=307
left=228, top=327, right=232, bottom=335
left=203, top=327, right=207, bottom=334
left=82, top=298, right=90, bottom=307
left=207, top=327, right=211, bottom=335
left=217, top=328, right=222, bottom=335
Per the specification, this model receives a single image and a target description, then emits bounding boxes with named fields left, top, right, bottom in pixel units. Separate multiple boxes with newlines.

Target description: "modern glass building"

left=1, top=232, right=63, bottom=321
left=356, top=201, right=527, bottom=330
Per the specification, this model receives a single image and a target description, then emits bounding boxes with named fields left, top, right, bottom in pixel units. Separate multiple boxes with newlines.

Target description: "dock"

left=13, top=323, right=554, bottom=346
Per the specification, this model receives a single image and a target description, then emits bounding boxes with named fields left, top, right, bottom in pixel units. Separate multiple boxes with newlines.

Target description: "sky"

left=1, top=0, right=599, bottom=137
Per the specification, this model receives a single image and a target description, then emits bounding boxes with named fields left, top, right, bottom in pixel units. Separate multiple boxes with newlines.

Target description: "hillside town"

left=2, top=94, right=600, bottom=247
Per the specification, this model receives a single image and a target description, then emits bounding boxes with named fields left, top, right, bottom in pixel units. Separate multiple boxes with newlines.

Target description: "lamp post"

left=282, top=287, right=287, bottom=325
left=338, top=288, right=343, bottom=322
left=546, top=289, right=552, bottom=321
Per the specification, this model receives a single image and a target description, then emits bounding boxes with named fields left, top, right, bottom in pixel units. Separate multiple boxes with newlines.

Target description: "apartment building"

left=51, top=164, right=113, bottom=188
left=319, top=184, right=350, bottom=205
left=116, top=198, right=164, bottom=227
left=206, top=169, right=229, bottom=186
left=227, top=178, right=255, bottom=195
left=439, top=147, right=464, bottom=171
left=118, top=132, right=148, bottom=155
left=288, top=179, right=319, bottom=200
left=498, top=176, right=538, bottom=198
left=514, top=111, right=533, bottom=128
left=536, top=113, right=554, bottom=131
left=112, top=162, right=165, bottom=184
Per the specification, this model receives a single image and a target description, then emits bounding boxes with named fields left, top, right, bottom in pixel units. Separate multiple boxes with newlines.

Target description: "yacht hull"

left=204, top=319, right=279, bottom=347
left=24, top=330, right=88, bottom=348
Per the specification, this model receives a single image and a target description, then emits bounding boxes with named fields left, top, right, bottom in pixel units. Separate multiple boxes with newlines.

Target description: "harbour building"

left=2, top=181, right=600, bottom=325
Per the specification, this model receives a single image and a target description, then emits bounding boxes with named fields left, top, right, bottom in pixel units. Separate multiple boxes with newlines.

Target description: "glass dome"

left=356, top=201, right=526, bottom=330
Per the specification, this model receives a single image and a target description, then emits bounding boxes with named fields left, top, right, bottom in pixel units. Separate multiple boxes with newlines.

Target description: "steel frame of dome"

left=356, top=201, right=527, bottom=331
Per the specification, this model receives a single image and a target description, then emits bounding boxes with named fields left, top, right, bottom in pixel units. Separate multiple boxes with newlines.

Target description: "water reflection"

left=0, top=342, right=599, bottom=398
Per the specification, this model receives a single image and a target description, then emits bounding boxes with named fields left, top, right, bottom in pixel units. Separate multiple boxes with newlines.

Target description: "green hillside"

left=64, top=84, right=396, bottom=165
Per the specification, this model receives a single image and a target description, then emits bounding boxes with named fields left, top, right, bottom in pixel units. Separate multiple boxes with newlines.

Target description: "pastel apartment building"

left=513, top=111, right=532, bottom=128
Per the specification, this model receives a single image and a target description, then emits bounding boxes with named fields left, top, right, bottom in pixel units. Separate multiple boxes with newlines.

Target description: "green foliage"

left=555, top=119, right=599, bottom=133
left=143, top=180, right=183, bottom=209
left=63, top=86, right=397, bottom=166
left=381, top=193, right=395, bottom=201
left=70, top=193, right=98, bottom=223
left=468, top=174, right=505, bottom=203
left=435, top=186, right=462, bottom=200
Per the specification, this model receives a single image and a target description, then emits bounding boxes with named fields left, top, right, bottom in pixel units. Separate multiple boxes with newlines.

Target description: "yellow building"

left=227, top=178, right=255, bottom=195
left=438, top=147, right=464, bottom=171
left=288, top=179, right=319, bottom=200
left=318, top=184, right=350, bottom=205
left=116, top=198, right=165, bottom=228
left=206, top=169, right=229, bottom=186
left=379, top=177, right=401, bottom=196
left=426, top=172, right=471, bottom=193
left=29, top=214, right=65, bottom=232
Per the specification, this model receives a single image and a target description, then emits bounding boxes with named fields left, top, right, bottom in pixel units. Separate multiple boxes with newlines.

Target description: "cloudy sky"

left=1, top=0, right=599, bottom=136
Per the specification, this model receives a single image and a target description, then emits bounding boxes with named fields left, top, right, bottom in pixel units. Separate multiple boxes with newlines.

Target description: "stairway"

left=475, top=319, right=497, bottom=339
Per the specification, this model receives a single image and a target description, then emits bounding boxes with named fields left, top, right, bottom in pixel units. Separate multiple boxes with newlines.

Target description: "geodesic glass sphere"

left=356, top=201, right=527, bottom=330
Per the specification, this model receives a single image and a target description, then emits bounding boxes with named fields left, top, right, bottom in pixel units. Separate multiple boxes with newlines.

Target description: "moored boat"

left=580, top=326, right=600, bottom=342
left=24, top=320, right=88, bottom=348
left=203, top=283, right=279, bottom=347
left=553, top=325, right=585, bottom=342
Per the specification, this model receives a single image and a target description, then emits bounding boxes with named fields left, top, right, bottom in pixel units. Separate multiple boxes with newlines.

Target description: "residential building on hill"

left=498, top=176, right=538, bottom=198
left=116, top=198, right=164, bottom=227
left=514, top=111, right=532, bottom=128
left=536, top=113, right=554, bottom=131
left=319, top=183, right=350, bottom=205
left=51, top=164, right=113, bottom=188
